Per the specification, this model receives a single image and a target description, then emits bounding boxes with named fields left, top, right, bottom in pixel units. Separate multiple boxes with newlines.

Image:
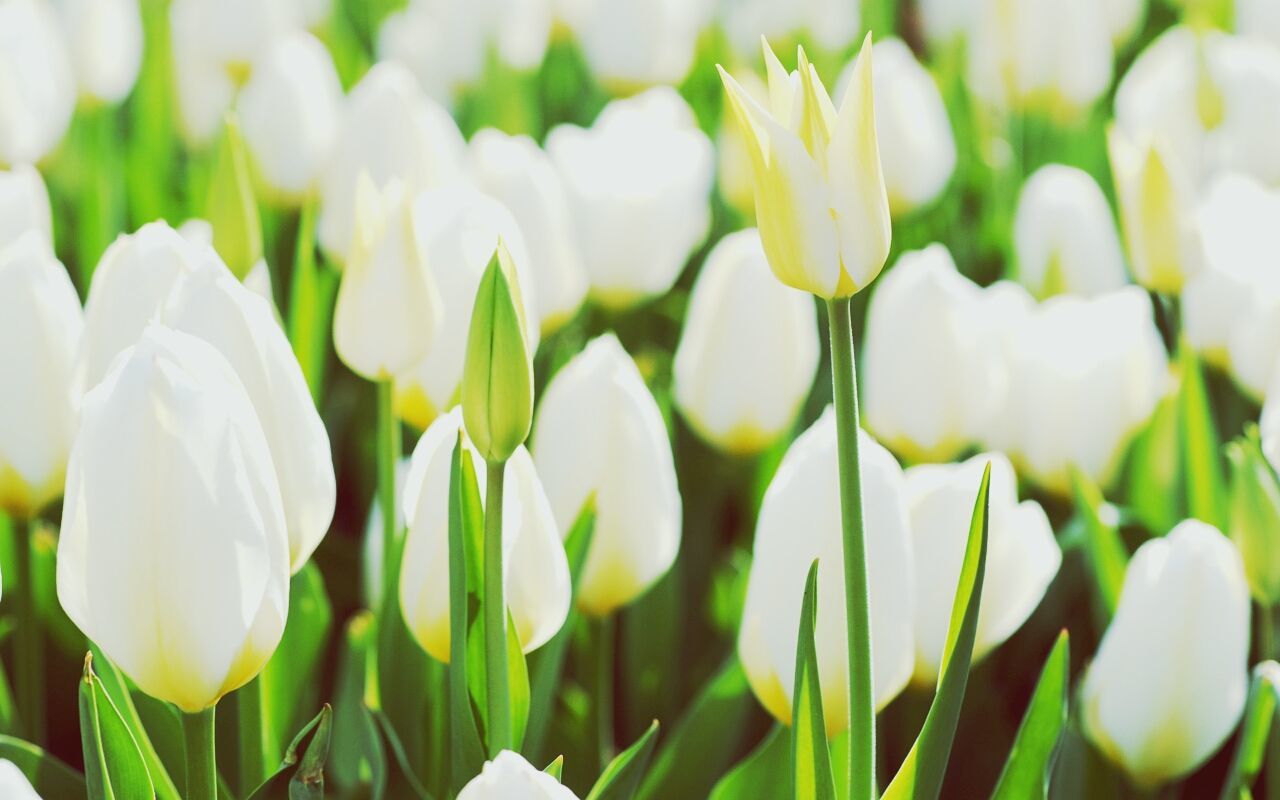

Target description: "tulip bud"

left=0, top=0, right=75, bottom=166
left=0, top=760, right=40, bottom=800
left=1013, top=165, right=1128, bottom=298
left=673, top=229, right=819, bottom=454
left=1081, top=520, right=1250, bottom=787
left=738, top=408, right=915, bottom=734
left=457, top=750, right=579, bottom=800
left=0, top=164, right=52, bottom=251
left=333, top=175, right=443, bottom=382
left=556, top=0, right=705, bottom=89
left=1226, top=435, right=1280, bottom=606
left=51, top=0, right=143, bottom=104
left=204, top=115, right=263, bottom=280
left=399, top=409, right=570, bottom=663
left=462, top=244, right=534, bottom=464
left=905, top=454, right=1061, bottom=683
left=0, top=233, right=83, bottom=518
left=532, top=335, right=681, bottom=616
left=57, top=325, right=290, bottom=712
left=719, top=36, right=891, bottom=299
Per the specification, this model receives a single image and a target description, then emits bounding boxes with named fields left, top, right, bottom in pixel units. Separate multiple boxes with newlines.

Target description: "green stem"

left=181, top=707, right=217, bottom=800
left=236, top=676, right=266, bottom=793
left=483, top=459, right=511, bottom=756
left=1263, top=605, right=1279, bottom=800
left=595, top=615, right=616, bottom=770
left=376, top=379, right=400, bottom=611
left=825, top=297, right=875, bottom=799
left=14, top=518, right=44, bottom=745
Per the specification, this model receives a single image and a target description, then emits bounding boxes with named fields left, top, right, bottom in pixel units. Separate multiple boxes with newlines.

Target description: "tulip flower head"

left=0, top=0, right=75, bottom=166
left=0, top=165, right=52, bottom=251
left=555, top=0, right=707, bottom=90
left=457, top=750, right=579, bottom=800
left=52, top=0, right=143, bottom=104
left=718, top=35, right=891, bottom=299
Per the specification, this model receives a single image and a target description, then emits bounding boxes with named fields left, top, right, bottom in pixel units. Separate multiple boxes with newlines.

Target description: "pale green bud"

left=204, top=114, right=263, bottom=280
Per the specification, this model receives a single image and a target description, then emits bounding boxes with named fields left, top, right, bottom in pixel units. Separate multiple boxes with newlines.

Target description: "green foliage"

left=79, top=653, right=154, bottom=800
left=991, top=631, right=1070, bottom=800
left=586, top=720, right=661, bottom=800
left=792, top=560, right=837, bottom=800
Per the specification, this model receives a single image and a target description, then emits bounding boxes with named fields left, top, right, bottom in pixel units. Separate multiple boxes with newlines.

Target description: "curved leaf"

left=708, top=726, right=788, bottom=800
left=991, top=631, right=1070, bottom=800
left=793, top=560, right=836, bottom=800
left=79, top=653, right=153, bottom=800
left=586, top=720, right=660, bottom=800
left=0, top=735, right=87, bottom=797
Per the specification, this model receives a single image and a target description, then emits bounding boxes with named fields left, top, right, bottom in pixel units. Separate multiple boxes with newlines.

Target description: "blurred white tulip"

left=0, top=0, right=75, bottom=165
left=52, top=0, right=142, bottom=104
left=399, top=409, right=570, bottom=662
left=318, top=61, right=465, bottom=265
left=393, top=186, right=538, bottom=429
left=0, top=164, right=52, bottom=250
left=1081, top=520, right=1250, bottom=787
left=1237, top=0, right=1280, bottom=50
left=532, top=334, right=681, bottom=616
left=1013, top=164, right=1128, bottom=298
left=547, top=88, right=712, bottom=308
left=673, top=229, right=819, bottom=454
left=0, top=761, right=40, bottom=800
left=738, top=408, right=914, bottom=734
left=333, top=177, right=442, bottom=382
left=469, top=129, right=586, bottom=332
left=720, top=0, right=859, bottom=56
left=555, top=0, right=708, bottom=88
left=457, top=750, right=579, bottom=800
left=238, top=32, right=342, bottom=202
left=175, top=218, right=276, bottom=309
left=58, top=325, right=290, bottom=712
left=905, top=454, right=1060, bottom=684
left=918, top=0, right=976, bottom=45
left=0, top=233, right=82, bottom=518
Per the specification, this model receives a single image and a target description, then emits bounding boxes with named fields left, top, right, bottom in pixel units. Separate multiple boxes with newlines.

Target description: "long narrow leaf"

left=1219, top=661, right=1280, bottom=800
left=991, top=631, right=1070, bottom=800
left=586, top=720, right=661, bottom=800
left=792, top=560, right=837, bottom=800
left=708, top=726, right=789, bottom=800
left=447, top=436, right=487, bottom=791
left=1069, top=469, right=1128, bottom=619
left=1178, top=342, right=1227, bottom=528
left=89, top=646, right=181, bottom=800
left=0, top=736, right=87, bottom=797
left=79, top=653, right=153, bottom=800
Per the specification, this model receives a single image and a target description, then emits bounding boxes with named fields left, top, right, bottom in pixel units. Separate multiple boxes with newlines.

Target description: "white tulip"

left=1238, top=0, right=1280, bottom=51
left=238, top=32, right=342, bottom=202
left=918, top=0, right=976, bottom=45
left=0, top=0, right=75, bottom=166
left=468, top=129, right=587, bottom=332
left=720, top=0, right=859, bottom=56
left=457, top=750, right=579, bottom=800
left=52, top=0, right=142, bottom=104
left=532, top=334, right=681, bottom=616
left=837, top=37, right=956, bottom=214
left=399, top=409, right=570, bottom=662
left=738, top=408, right=914, bottom=734
left=547, top=88, right=713, bottom=308
left=318, top=61, right=465, bottom=266
left=393, top=186, right=538, bottom=429
left=555, top=0, right=708, bottom=88
left=716, top=69, right=768, bottom=218
left=0, top=760, right=40, bottom=800
left=58, top=325, right=290, bottom=712
left=905, top=454, right=1060, bottom=684
left=333, top=176, right=443, bottom=382
left=0, top=164, right=52, bottom=251
left=0, top=232, right=82, bottom=518
left=1081, top=520, right=1250, bottom=787
left=175, top=218, right=276, bottom=310
left=673, top=229, right=818, bottom=454
left=1013, top=165, right=1128, bottom=298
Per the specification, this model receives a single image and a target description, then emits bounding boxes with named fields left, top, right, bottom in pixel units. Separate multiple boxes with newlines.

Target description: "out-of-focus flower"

left=1237, top=0, right=1280, bottom=50
left=318, top=61, right=465, bottom=265
left=0, top=164, right=52, bottom=250
left=837, top=37, right=956, bottom=214
left=0, top=0, right=75, bottom=166
left=1013, top=164, right=1128, bottom=298
left=58, top=325, right=290, bottom=713
left=988, top=287, right=1168, bottom=493
left=673, top=229, right=819, bottom=454
left=393, top=186, right=537, bottom=429
left=738, top=408, right=914, bottom=735
left=555, top=0, right=709, bottom=89
left=862, top=244, right=995, bottom=462
left=333, top=177, right=442, bottom=382
left=176, top=217, right=276, bottom=309
left=1081, top=520, right=1249, bottom=787
left=399, top=409, right=570, bottom=663
left=238, top=32, right=342, bottom=202
left=469, top=129, right=586, bottom=331
left=905, top=454, right=1060, bottom=684
left=547, top=88, right=712, bottom=308
left=720, top=0, right=859, bottom=57
left=457, top=750, right=579, bottom=800
left=0, top=761, right=41, bottom=800
left=532, top=334, right=681, bottom=617
left=719, top=36, right=891, bottom=299
left=0, top=233, right=82, bottom=518
left=52, top=0, right=142, bottom=104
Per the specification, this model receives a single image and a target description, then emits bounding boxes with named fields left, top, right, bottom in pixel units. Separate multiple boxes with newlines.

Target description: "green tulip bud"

left=462, top=241, right=534, bottom=464
left=1227, top=431, right=1280, bottom=606
left=205, top=114, right=263, bottom=280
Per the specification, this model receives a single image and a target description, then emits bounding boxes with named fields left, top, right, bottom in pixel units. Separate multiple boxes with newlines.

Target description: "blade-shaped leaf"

left=261, top=562, right=333, bottom=766
left=1219, top=661, right=1280, bottom=800
left=544, top=756, right=565, bottom=781
left=1178, top=341, right=1227, bottom=528
left=368, top=708, right=434, bottom=800
left=89, top=646, right=182, bottom=800
left=991, top=630, right=1070, bottom=800
left=80, top=653, right=154, bottom=800
left=508, top=610, right=531, bottom=751
left=328, top=612, right=385, bottom=796
left=585, top=720, right=661, bottom=800
left=793, top=560, right=836, bottom=800
left=1069, top=469, right=1128, bottom=619
left=0, top=735, right=87, bottom=797
left=245, top=705, right=332, bottom=800
left=448, top=436, right=487, bottom=791
left=708, top=726, right=789, bottom=800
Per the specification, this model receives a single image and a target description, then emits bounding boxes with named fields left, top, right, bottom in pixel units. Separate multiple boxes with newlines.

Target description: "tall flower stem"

left=826, top=297, right=875, bottom=798
left=483, top=459, right=512, bottom=755
left=14, top=518, right=44, bottom=745
left=376, top=379, right=400, bottom=606
left=182, top=707, right=217, bottom=800
left=1261, top=605, right=1279, bottom=800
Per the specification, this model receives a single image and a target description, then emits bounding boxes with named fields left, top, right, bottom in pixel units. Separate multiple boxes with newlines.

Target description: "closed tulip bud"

left=738, top=408, right=914, bottom=734
left=1081, top=520, right=1250, bottom=787
left=547, top=88, right=712, bottom=309
left=204, top=116, right=263, bottom=280
left=0, top=164, right=52, bottom=254
left=333, top=175, right=443, bottom=382
left=238, top=32, right=342, bottom=202
left=905, top=454, right=1061, bottom=683
left=468, top=129, right=586, bottom=332
left=532, top=335, right=681, bottom=616
left=393, top=187, right=538, bottom=429
left=0, top=761, right=40, bottom=800
left=57, top=325, right=290, bottom=712
left=462, top=244, right=534, bottom=464
left=457, top=750, right=579, bottom=800
left=318, top=62, right=465, bottom=266
left=673, top=229, right=819, bottom=454
left=399, top=409, right=570, bottom=662
left=0, top=0, right=75, bottom=166
left=52, top=0, right=142, bottom=104
left=0, top=233, right=83, bottom=518
left=1013, top=165, right=1128, bottom=298
left=719, top=36, right=891, bottom=299
left=1226, top=436, right=1280, bottom=605
left=556, top=0, right=706, bottom=89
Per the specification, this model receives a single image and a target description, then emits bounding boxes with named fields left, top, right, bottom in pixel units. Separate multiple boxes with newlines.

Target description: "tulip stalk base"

left=483, top=459, right=512, bottom=756
left=182, top=707, right=217, bottom=800
left=376, top=380, right=400, bottom=608
left=825, top=297, right=875, bottom=799
left=14, top=518, right=45, bottom=746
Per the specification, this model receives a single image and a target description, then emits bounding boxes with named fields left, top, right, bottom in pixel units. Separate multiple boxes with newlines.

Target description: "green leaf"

left=1226, top=431, right=1280, bottom=606
left=88, top=646, right=182, bottom=800
left=447, top=436, right=488, bottom=791
left=367, top=708, right=434, bottom=800
left=991, top=630, right=1070, bottom=800
left=329, top=612, right=385, bottom=796
left=508, top=610, right=531, bottom=751
left=544, top=756, right=565, bottom=781
left=1178, top=341, right=1227, bottom=529
left=708, top=726, right=789, bottom=800
left=585, top=720, right=661, bottom=800
left=1125, top=392, right=1182, bottom=534
left=882, top=463, right=992, bottom=800
left=79, top=653, right=154, bottom=800
left=1219, top=661, right=1280, bottom=800
left=1069, top=469, right=1128, bottom=618
left=245, top=705, right=332, bottom=800
left=793, top=560, right=837, bottom=800
left=0, top=735, right=87, bottom=797
left=204, top=114, right=263, bottom=280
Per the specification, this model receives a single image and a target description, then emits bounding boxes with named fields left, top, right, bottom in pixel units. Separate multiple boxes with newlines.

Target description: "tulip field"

left=6, top=0, right=1280, bottom=797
